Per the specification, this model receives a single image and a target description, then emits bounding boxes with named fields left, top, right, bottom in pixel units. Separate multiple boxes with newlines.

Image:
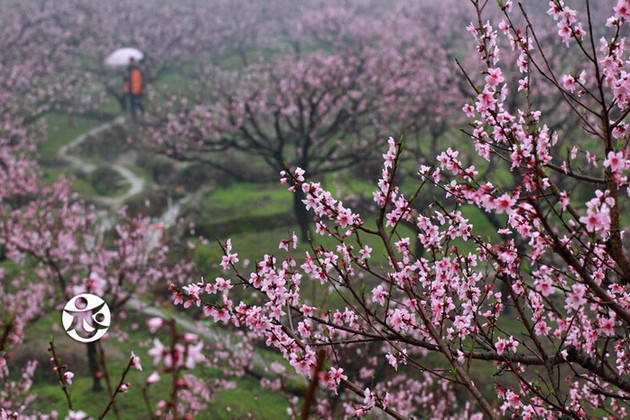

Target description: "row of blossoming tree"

left=133, top=0, right=475, bottom=241
left=168, top=0, right=630, bottom=418
left=2, top=0, right=630, bottom=418
left=0, top=0, right=270, bottom=417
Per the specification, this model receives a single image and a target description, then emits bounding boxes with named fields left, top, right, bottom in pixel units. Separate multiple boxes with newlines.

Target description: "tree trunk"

left=293, top=187, right=310, bottom=241
left=87, top=341, right=102, bottom=392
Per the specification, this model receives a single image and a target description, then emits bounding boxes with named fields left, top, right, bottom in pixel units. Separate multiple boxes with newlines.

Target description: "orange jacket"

left=129, top=67, right=143, bottom=95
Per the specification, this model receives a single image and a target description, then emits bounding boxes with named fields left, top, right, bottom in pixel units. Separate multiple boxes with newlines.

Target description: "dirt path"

left=57, top=116, right=125, bottom=174
left=57, top=116, right=146, bottom=211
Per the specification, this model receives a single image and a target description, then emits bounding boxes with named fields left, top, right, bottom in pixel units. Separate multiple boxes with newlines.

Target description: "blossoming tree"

left=135, top=0, right=470, bottom=240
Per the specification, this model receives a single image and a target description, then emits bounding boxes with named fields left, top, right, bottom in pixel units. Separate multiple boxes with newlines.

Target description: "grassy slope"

left=23, top=309, right=289, bottom=418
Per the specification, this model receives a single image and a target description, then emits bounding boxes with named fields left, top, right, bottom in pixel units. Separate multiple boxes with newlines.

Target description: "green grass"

left=205, top=377, right=290, bottom=419
left=40, top=113, right=103, bottom=157
left=193, top=183, right=296, bottom=238
left=70, top=175, right=96, bottom=196
left=21, top=308, right=291, bottom=418
left=29, top=371, right=149, bottom=417
left=202, top=182, right=291, bottom=212
left=29, top=372, right=290, bottom=419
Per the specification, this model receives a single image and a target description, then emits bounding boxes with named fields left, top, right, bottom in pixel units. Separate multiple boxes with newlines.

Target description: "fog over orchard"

left=1, top=0, right=630, bottom=419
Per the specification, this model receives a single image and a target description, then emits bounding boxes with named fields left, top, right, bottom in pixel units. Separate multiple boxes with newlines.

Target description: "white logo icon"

left=62, top=294, right=111, bottom=343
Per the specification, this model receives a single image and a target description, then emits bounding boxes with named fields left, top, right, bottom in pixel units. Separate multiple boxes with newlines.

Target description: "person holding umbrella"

left=104, top=47, right=145, bottom=114
left=127, top=57, right=144, bottom=116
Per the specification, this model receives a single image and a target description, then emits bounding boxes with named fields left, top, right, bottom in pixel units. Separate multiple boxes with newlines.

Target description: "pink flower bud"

left=131, top=351, right=142, bottom=371
left=146, top=371, right=161, bottom=385
left=146, top=317, right=164, bottom=333
left=62, top=371, right=74, bottom=385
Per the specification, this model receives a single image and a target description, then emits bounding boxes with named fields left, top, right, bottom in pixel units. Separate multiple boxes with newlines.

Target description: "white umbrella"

left=104, top=47, right=144, bottom=67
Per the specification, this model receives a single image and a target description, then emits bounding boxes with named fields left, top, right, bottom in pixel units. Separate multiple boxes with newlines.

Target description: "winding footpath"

left=57, top=116, right=145, bottom=210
